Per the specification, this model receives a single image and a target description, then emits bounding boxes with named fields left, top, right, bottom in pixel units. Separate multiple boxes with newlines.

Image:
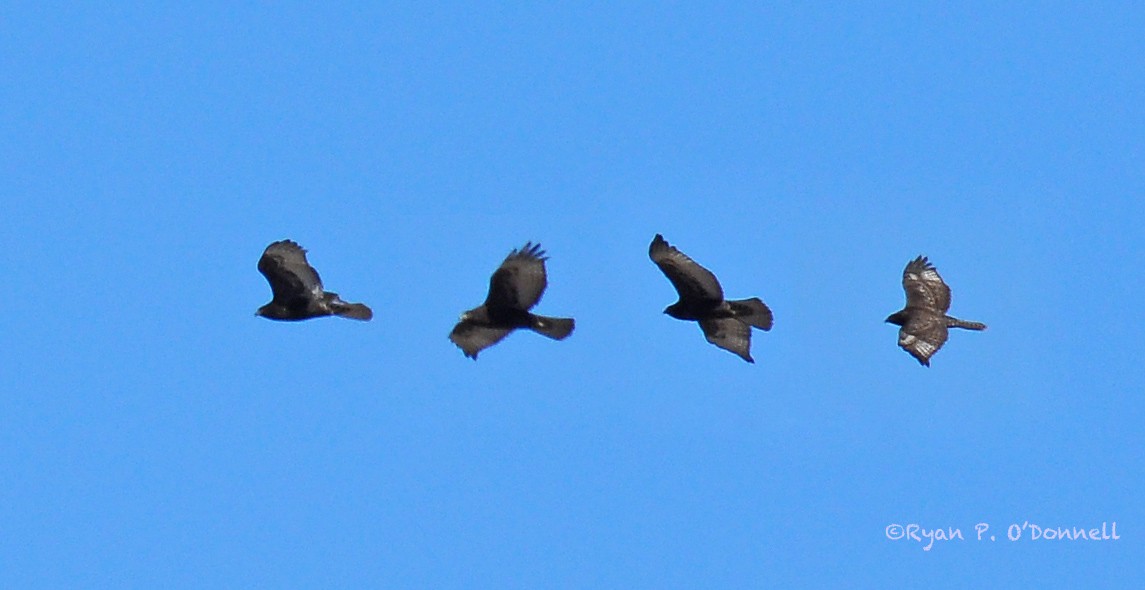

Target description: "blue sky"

left=2, top=2, right=1142, bottom=587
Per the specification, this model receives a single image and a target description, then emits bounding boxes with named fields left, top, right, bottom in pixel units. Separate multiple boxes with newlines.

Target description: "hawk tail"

left=947, top=317, right=985, bottom=331
left=729, top=298, right=773, bottom=331
left=529, top=315, right=575, bottom=341
left=331, top=300, right=373, bottom=321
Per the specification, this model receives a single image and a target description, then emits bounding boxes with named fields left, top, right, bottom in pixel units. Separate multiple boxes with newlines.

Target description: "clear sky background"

left=2, top=2, right=1143, bottom=588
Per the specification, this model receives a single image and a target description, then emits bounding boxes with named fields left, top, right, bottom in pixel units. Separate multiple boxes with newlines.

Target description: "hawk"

left=649, top=234, right=773, bottom=363
left=885, top=255, right=985, bottom=366
left=255, top=240, right=372, bottom=321
left=449, top=242, right=575, bottom=359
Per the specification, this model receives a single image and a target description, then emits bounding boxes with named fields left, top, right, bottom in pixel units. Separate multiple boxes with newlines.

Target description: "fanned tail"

left=529, top=315, right=575, bottom=340
left=729, top=298, right=773, bottom=331
left=947, top=317, right=985, bottom=330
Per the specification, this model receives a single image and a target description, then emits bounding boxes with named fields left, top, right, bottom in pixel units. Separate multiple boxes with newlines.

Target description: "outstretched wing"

left=902, top=255, right=951, bottom=313
left=898, top=313, right=948, bottom=366
left=649, top=234, right=724, bottom=304
left=699, top=318, right=754, bottom=363
left=485, top=242, right=549, bottom=311
left=449, top=321, right=513, bottom=359
left=258, top=240, right=324, bottom=304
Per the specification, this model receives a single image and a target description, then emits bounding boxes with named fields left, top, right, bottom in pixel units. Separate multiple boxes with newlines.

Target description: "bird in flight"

left=885, top=255, right=985, bottom=366
left=649, top=234, right=773, bottom=363
left=255, top=240, right=372, bottom=321
left=449, top=242, right=575, bottom=359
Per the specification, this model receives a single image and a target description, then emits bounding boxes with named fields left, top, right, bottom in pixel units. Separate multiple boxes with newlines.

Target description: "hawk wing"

left=699, top=318, right=754, bottom=363
left=898, top=313, right=949, bottom=366
left=902, top=256, right=951, bottom=313
left=649, top=234, right=724, bottom=304
left=449, top=322, right=513, bottom=360
left=485, top=242, right=549, bottom=312
left=258, top=240, right=324, bottom=304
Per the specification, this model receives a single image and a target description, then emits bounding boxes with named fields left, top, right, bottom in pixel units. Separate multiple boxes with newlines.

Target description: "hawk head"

left=663, top=303, right=689, bottom=320
left=885, top=310, right=910, bottom=326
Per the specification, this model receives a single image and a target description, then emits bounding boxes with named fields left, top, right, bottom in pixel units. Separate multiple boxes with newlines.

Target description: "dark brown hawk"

left=256, top=240, right=372, bottom=321
left=449, top=242, right=575, bottom=359
left=649, top=234, right=773, bottom=363
left=885, top=255, right=985, bottom=366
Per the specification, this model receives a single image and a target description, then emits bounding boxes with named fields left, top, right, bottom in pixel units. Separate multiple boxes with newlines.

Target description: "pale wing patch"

left=911, top=339, right=938, bottom=357
left=699, top=318, right=753, bottom=362
left=899, top=331, right=940, bottom=362
left=710, top=328, right=749, bottom=350
left=449, top=324, right=513, bottom=359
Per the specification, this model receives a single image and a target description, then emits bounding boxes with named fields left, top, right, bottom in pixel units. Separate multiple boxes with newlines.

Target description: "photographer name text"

left=885, top=521, right=1119, bottom=551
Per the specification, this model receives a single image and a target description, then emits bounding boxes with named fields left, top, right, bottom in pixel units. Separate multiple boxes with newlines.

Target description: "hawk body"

left=650, top=234, right=773, bottom=363
left=886, top=255, right=985, bottom=366
left=450, top=242, right=575, bottom=359
left=256, top=240, right=372, bottom=321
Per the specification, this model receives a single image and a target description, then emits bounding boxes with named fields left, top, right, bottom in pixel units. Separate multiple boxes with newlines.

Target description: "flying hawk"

left=649, top=234, right=773, bottom=363
left=256, top=240, right=372, bottom=321
left=449, top=242, right=575, bottom=359
left=885, top=255, right=985, bottom=366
